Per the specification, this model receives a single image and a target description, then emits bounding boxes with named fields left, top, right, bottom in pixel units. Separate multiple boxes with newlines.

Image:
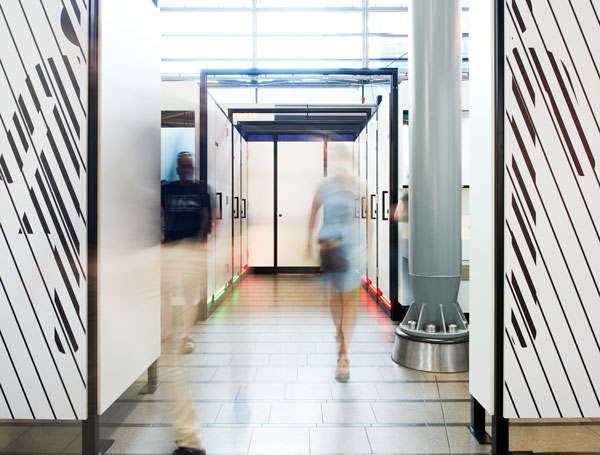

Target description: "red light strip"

left=361, top=274, right=368, bottom=284
left=242, top=265, right=249, bottom=274
left=380, top=294, right=392, bottom=308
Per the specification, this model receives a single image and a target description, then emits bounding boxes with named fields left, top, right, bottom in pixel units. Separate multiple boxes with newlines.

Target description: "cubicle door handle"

left=370, top=194, right=377, bottom=220
left=361, top=197, right=367, bottom=219
left=354, top=198, right=360, bottom=218
left=234, top=196, right=239, bottom=219
left=241, top=199, right=247, bottom=218
left=381, top=191, right=389, bottom=221
left=216, top=192, right=223, bottom=220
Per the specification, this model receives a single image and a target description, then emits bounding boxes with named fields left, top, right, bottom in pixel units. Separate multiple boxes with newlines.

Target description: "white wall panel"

left=97, top=0, right=161, bottom=414
left=277, top=141, right=323, bottom=267
left=377, top=98, right=391, bottom=300
left=468, top=0, right=496, bottom=414
left=0, top=1, right=88, bottom=419
left=503, top=0, right=600, bottom=418
left=248, top=142, right=275, bottom=267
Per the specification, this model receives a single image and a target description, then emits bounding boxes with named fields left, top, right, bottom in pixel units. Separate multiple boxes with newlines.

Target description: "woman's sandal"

left=335, top=354, right=350, bottom=382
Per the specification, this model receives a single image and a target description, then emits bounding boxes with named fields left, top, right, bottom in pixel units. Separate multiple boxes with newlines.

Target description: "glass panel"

left=257, top=0, right=362, bottom=6
left=257, top=36, right=362, bottom=59
left=256, top=59, right=363, bottom=69
left=369, top=0, right=409, bottom=7
left=257, top=11, right=361, bottom=34
left=368, top=59, right=408, bottom=73
left=369, top=36, right=408, bottom=59
left=462, top=36, right=468, bottom=59
left=162, top=36, right=252, bottom=59
left=368, top=11, right=408, bottom=33
left=257, top=87, right=362, bottom=104
left=161, top=0, right=251, bottom=6
left=461, top=10, right=469, bottom=33
left=161, top=60, right=253, bottom=74
left=210, top=88, right=257, bottom=103
left=161, top=11, right=253, bottom=34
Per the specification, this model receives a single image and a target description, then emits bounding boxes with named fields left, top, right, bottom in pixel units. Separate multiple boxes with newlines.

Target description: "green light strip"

left=233, top=273, right=240, bottom=283
left=214, top=287, right=227, bottom=301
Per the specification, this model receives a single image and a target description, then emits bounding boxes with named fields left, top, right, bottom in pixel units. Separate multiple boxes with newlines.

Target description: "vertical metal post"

left=470, top=396, right=492, bottom=444
left=492, top=0, right=509, bottom=453
left=389, top=73, right=402, bottom=321
left=138, top=360, right=159, bottom=395
left=83, top=0, right=100, bottom=452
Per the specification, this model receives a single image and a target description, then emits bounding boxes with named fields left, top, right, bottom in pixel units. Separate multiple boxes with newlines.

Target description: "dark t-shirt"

left=161, top=180, right=211, bottom=242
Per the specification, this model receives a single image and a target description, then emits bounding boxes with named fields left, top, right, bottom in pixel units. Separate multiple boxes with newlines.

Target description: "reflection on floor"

left=1, top=274, right=599, bottom=454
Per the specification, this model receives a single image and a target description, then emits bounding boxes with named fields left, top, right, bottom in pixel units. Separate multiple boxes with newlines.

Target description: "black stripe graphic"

left=507, top=166, right=597, bottom=413
left=509, top=227, right=538, bottom=304
left=511, top=156, right=536, bottom=223
left=512, top=47, right=535, bottom=103
left=0, top=382, right=15, bottom=419
left=512, top=0, right=527, bottom=32
left=40, top=152, right=80, bottom=252
left=561, top=61, right=577, bottom=102
left=0, top=330, right=34, bottom=418
left=505, top=382, right=520, bottom=418
left=46, top=129, right=81, bottom=215
left=52, top=106, right=80, bottom=176
left=506, top=327, right=541, bottom=417
left=29, top=188, right=51, bottom=234
left=68, top=0, right=81, bottom=24
left=62, top=55, right=80, bottom=98
left=47, top=57, right=80, bottom=137
left=53, top=290, right=78, bottom=351
left=511, top=76, right=536, bottom=143
left=54, top=328, right=65, bottom=354
left=512, top=195, right=536, bottom=263
left=510, top=272, right=537, bottom=339
left=53, top=247, right=80, bottom=318
left=0, top=155, right=13, bottom=183
left=35, top=64, right=51, bottom=97
left=12, top=113, right=28, bottom=152
left=507, top=273, right=563, bottom=416
left=529, top=47, right=584, bottom=176
left=0, top=277, right=57, bottom=418
left=25, top=76, right=41, bottom=112
left=547, top=51, right=595, bottom=170
left=18, top=95, right=34, bottom=134
left=7, top=131, right=23, bottom=169
left=511, top=310, right=527, bottom=347
left=508, top=114, right=536, bottom=181
left=0, top=222, right=81, bottom=416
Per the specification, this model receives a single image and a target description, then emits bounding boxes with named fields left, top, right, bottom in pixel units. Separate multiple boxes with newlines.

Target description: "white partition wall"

left=233, top=129, right=242, bottom=276
left=97, top=0, right=161, bottom=413
left=377, top=98, right=391, bottom=301
left=241, top=136, right=249, bottom=268
left=277, top=138, right=323, bottom=268
left=248, top=140, right=275, bottom=267
left=503, top=0, right=600, bottom=418
left=0, top=1, right=88, bottom=419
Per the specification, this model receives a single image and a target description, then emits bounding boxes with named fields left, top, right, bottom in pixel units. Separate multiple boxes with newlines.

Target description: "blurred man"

left=161, top=151, right=211, bottom=455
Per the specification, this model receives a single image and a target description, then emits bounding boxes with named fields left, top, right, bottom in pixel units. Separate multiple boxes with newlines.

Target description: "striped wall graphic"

left=504, top=0, right=600, bottom=418
left=0, top=1, right=87, bottom=419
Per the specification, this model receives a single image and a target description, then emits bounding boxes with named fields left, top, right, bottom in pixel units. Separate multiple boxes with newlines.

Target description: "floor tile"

left=366, top=426, right=450, bottom=454
left=215, top=403, right=271, bottom=424
left=331, top=382, right=379, bottom=400
left=375, top=382, right=440, bottom=400
left=371, top=401, right=444, bottom=424
left=285, top=383, right=332, bottom=400
left=322, top=403, right=376, bottom=424
left=212, top=367, right=258, bottom=382
left=310, top=427, right=371, bottom=454
left=201, top=427, right=253, bottom=454
left=249, top=427, right=309, bottom=454
left=446, top=425, right=490, bottom=454
left=2, top=426, right=80, bottom=454
left=0, top=427, right=34, bottom=452
left=269, top=403, right=322, bottom=424
left=238, top=384, right=286, bottom=400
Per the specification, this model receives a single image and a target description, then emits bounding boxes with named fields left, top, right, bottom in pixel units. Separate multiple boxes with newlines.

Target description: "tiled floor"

left=2, top=274, right=600, bottom=454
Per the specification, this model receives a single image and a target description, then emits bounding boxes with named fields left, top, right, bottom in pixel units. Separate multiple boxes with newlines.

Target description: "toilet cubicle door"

left=277, top=136, right=323, bottom=268
left=241, top=137, right=249, bottom=268
left=367, top=118, right=378, bottom=287
left=247, top=139, right=275, bottom=267
left=233, top=128, right=241, bottom=276
left=206, top=98, right=217, bottom=301
left=359, top=129, right=368, bottom=277
left=377, top=97, right=391, bottom=299
left=214, top=110, right=233, bottom=292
